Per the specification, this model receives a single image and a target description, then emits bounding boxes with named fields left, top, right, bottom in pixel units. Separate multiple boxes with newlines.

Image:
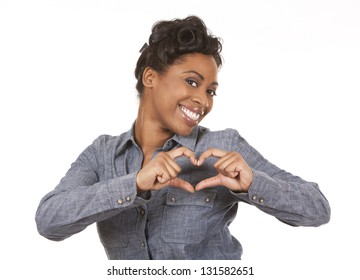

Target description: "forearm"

left=35, top=172, right=149, bottom=241
left=237, top=169, right=331, bottom=226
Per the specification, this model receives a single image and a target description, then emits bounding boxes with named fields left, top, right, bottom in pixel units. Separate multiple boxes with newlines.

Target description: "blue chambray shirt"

left=35, top=124, right=330, bottom=259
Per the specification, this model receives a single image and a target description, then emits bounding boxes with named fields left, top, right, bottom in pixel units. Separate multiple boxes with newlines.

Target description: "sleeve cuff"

left=106, top=172, right=151, bottom=208
left=243, top=169, right=278, bottom=207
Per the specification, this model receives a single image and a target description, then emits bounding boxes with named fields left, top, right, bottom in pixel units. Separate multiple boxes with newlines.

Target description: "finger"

left=167, top=147, right=197, bottom=165
left=197, top=148, right=228, bottom=166
left=220, top=156, right=252, bottom=182
left=216, top=166, right=240, bottom=178
left=213, top=153, right=236, bottom=170
left=195, top=175, right=223, bottom=191
left=195, top=174, right=243, bottom=192
left=155, top=162, right=180, bottom=183
left=156, top=171, right=173, bottom=184
left=214, top=154, right=243, bottom=176
left=225, top=171, right=240, bottom=178
left=213, top=150, right=242, bottom=167
left=162, top=156, right=182, bottom=175
left=154, top=151, right=182, bottom=174
left=165, top=178, right=195, bottom=193
left=223, top=161, right=243, bottom=175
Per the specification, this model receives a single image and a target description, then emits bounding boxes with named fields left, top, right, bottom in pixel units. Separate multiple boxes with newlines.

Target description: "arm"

left=35, top=137, right=149, bottom=241
left=243, top=155, right=331, bottom=227
left=196, top=129, right=331, bottom=227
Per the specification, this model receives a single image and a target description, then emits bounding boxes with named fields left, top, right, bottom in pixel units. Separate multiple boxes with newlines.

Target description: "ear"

left=142, top=67, right=157, bottom=88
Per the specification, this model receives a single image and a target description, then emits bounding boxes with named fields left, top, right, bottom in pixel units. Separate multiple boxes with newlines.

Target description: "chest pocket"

left=161, top=189, right=217, bottom=244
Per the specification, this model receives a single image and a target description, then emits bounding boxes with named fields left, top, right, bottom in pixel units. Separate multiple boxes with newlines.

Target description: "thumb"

left=195, top=175, right=223, bottom=191
left=158, top=177, right=195, bottom=193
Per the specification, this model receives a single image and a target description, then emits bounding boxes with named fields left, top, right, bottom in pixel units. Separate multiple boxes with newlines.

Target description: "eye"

left=207, top=89, right=217, bottom=97
left=186, top=79, right=198, bottom=88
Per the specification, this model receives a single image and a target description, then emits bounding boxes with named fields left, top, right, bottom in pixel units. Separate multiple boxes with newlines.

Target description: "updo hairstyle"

left=134, top=16, right=223, bottom=96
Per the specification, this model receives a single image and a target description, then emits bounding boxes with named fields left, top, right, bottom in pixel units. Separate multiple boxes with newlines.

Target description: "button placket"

left=164, top=140, right=175, bottom=151
left=135, top=206, right=148, bottom=252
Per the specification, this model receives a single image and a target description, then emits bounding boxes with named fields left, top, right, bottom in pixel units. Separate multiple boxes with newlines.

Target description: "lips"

left=179, top=105, right=204, bottom=126
left=181, top=106, right=200, bottom=121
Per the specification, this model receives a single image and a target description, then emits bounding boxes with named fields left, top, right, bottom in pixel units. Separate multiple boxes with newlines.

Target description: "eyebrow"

left=183, top=70, right=219, bottom=86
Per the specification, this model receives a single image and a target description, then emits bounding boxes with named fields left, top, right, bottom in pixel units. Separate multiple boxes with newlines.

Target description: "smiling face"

left=142, top=53, right=218, bottom=136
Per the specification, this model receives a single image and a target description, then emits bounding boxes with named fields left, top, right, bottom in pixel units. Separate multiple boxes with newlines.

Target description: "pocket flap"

left=165, top=189, right=217, bottom=208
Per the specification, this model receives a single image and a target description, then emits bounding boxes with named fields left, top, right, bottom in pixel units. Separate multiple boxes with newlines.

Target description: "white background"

left=1, top=0, right=359, bottom=279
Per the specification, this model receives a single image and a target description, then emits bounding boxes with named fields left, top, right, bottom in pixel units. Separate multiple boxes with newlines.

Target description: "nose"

left=191, top=89, right=209, bottom=108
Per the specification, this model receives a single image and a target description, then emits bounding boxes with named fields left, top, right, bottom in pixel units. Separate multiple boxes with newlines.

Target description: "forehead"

left=169, top=53, right=218, bottom=78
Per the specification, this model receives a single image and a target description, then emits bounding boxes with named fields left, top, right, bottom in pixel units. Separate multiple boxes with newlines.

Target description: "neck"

left=134, top=103, right=174, bottom=153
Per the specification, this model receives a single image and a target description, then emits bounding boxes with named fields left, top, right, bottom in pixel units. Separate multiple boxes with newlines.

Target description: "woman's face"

left=146, top=53, right=218, bottom=136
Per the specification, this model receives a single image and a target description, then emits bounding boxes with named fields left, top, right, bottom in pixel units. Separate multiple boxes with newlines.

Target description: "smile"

left=180, top=106, right=202, bottom=122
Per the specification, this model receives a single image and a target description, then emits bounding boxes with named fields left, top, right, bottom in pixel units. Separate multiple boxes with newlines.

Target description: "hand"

left=195, top=148, right=253, bottom=192
left=136, top=147, right=197, bottom=193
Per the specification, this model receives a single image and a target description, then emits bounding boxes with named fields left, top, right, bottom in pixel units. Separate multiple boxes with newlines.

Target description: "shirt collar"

left=114, top=122, right=137, bottom=157
left=115, top=123, right=200, bottom=156
left=172, top=125, right=199, bottom=152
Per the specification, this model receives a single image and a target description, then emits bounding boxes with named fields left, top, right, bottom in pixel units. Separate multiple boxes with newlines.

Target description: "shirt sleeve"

left=35, top=137, right=150, bottom=241
left=229, top=129, right=331, bottom=227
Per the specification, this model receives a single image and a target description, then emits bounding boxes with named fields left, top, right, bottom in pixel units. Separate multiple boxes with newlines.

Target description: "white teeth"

left=181, top=106, right=201, bottom=121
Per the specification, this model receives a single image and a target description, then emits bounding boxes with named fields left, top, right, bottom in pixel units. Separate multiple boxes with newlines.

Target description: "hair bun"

left=135, top=16, right=222, bottom=95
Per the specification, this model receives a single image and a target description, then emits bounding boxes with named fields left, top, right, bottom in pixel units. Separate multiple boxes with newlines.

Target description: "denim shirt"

left=35, top=125, right=330, bottom=259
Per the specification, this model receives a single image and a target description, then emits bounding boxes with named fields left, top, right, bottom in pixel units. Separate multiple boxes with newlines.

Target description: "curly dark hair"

left=134, top=16, right=223, bottom=96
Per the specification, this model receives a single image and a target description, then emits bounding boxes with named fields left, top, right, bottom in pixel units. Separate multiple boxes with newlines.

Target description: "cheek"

left=207, top=98, right=214, bottom=112
left=158, top=80, right=185, bottom=99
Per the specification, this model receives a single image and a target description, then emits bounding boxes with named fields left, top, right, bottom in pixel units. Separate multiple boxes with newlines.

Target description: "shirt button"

left=140, top=209, right=145, bottom=215
left=205, top=197, right=210, bottom=203
left=170, top=197, right=176, bottom=202
left=126, top=196, right=131, bottom=202
left=259, top=197, right=265, bottom=204
left=252, top=195, right=257, bottom=201
left=141, top=241, right=145, bottom=247
left=117, top=198, right=123, bottom=205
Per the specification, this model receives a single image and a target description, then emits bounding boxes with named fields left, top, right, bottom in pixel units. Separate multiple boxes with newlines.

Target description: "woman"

left=35, top=16, right=330, bottom=260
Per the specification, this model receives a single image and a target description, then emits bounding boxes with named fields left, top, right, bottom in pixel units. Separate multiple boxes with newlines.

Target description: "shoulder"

left=96, top=131, right=131, bottom=148
left=87, top=129, right=132, bottom=156
left=196, top=126, right=264, bottom=166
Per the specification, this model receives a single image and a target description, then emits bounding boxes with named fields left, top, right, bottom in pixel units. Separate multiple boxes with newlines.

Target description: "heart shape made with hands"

left=151, top=147, right=253, bottom=193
